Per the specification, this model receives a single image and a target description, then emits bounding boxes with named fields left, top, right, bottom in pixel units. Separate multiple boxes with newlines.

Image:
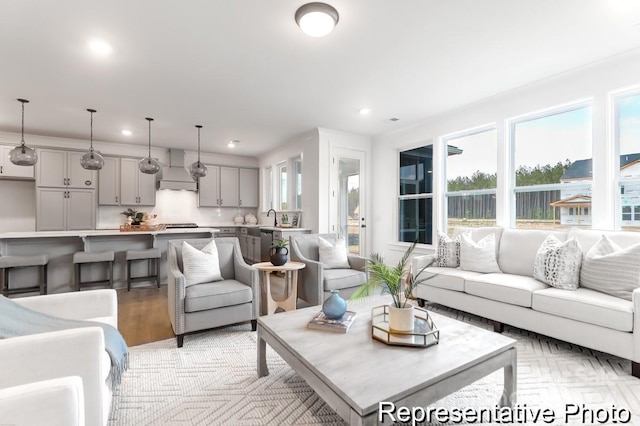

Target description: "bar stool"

left=0, top=255, right=49, bottom=296
left=73, top=251, right=114, bottom=291
left=126, top=248, right=161, bottom=291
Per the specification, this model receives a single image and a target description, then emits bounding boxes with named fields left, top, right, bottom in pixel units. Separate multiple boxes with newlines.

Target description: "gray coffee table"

left=257, top=296, right=517, bottom=425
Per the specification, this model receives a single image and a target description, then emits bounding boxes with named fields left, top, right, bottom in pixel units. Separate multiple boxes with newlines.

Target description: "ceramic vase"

left=322, top=290, right=347, bottom=319
left=388, top=304, right=415, bottom=332
left=269, top=246, right=288, bottom=266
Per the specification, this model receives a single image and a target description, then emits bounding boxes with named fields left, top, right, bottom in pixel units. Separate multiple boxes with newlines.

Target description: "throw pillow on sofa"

left=533, top=235, right=582, bottom=290
left=318, top=237, right=351, bottom=269
left=580, top=235, right=640, bottom=301
left=182, top=240, right=223, bottom=286
left=460, top=232, right=501, bottom=273
left=435, top=231, right=462, bottom=267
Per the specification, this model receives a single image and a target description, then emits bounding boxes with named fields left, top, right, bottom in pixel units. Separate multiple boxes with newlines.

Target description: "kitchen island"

left=0, top=228, right=219, bottom=294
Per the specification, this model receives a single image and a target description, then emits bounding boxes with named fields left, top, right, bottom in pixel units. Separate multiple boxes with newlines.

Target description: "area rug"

left=109, top=304, right=640, bottom=425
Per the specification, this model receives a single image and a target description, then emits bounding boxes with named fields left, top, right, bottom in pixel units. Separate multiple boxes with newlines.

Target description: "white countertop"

left=0, top=228, right=220, bottom=239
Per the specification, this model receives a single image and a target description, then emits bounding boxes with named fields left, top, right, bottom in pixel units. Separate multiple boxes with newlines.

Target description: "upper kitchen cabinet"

left=239, top=168, right=258, bottom=207
left=0, top=145, right=35, bottom=179
left=199, top=166, right=258, bottom=208
left=199, top=166, right=239, bottom=207
left=37, top=149, right=96, bottom=189
left=120, top=158, right=156, bottom=206
left=98, top=156, right=120, bottom=205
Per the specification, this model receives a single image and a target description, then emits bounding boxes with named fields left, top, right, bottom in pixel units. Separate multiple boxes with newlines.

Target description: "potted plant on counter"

left=351, top=241, right=432, bottom=332
left=121, top=208, right=145, bottom=226
left=269, top=238, right=289, bottom=266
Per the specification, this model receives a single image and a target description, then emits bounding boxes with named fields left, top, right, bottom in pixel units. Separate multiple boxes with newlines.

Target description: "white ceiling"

left=1, top=0, right=640, bottom=157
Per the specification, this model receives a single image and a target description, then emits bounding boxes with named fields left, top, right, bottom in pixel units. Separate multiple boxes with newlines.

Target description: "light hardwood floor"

left=117, top=286, right=174, bottom=347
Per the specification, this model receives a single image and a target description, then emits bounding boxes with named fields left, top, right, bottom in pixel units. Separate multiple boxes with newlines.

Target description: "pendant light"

left=139, top=117, right=160, bottom=174
left=9, top=99, right=38, bottom=166
left=80, top=108, right=105, bottom=170
left=189, top=125, right=208, bottom=181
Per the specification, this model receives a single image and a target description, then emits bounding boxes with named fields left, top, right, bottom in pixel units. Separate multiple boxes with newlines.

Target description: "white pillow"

left=580, top=235, right=640, bottom=301
left=182, top=240, right=223, bottom=286
left=435, top=231, right=461, bottom=268
left=533, top=235, right=582, bottom=290
left=318, top=237, right=350, bottom=269
left=460, top=232, right=501, bottom=273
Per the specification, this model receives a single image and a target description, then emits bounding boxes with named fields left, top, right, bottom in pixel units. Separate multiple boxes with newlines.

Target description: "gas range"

left=163, top=223, right=199, bottom=229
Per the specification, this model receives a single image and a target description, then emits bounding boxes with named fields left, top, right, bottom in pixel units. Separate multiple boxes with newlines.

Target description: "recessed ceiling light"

left=358, top=108, right=371, bottom=115
left=88, top=38, right=113, bottom=57
left=121, top=129, right=132, bottom=136
left=228, top=139, right=240, bottom=148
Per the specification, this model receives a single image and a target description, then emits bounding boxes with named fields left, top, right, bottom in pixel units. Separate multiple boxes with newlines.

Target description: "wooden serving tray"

left=119, top=224, right=166, bottom=232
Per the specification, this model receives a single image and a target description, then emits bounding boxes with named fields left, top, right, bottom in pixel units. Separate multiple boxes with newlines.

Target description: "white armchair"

left=0, top=289, right=118, bottom=426
left=0, top=376, right=85, bottom=426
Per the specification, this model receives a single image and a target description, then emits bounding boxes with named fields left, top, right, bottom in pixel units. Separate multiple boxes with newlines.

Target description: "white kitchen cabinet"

left=0, top=145, right=35, bottom=178
left=37, top=149, right=97, bottom=189
left=98, top=156, right=120, bottom=205
left=36, top=188, right=95, bottom=231
left=239, top=233, right=248, bottom=258
left=220, top=167, right=239, bottom=207
left=239, top=168, right=258, bottom=207
left=120, top=158, right=156, bottom=206
left=247, top=235, right=261, bottom=263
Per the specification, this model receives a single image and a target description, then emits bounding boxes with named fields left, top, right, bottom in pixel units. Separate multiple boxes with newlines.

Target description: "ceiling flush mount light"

left=189, top=125, right=208, bottom=181
left=121, top=129, right=132, bottom=136
left=139, top=117, right=160, bottom=174
left=9, top=99, right=38, bottom=166
left=358, top=108, right=371, bottom=115
left=295, top=2, right=339, bottom=37
left=80, top=108, right=105, bottom=170
left=228, top=139, right=239, bottom=149
left=88, top=38, right=113, bottom=58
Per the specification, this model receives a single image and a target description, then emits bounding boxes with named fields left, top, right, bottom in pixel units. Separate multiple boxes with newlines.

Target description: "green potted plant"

left=351, top=240, right=432, bottom=331
left=270, top=238, right=289, bottom=266
left=121, top=208, right=145, bottom=226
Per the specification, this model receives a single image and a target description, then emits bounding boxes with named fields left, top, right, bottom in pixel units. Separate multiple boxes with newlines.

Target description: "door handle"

left=361, top=224, right=366, bottom=228
left=220, top=199, right=223, bottom=205
left=239, top=199, right=242, bottom=206
left=115, top=196, right=118, bottom=203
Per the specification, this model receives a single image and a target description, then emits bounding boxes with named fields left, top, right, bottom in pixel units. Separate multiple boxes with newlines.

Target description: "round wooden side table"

left=253, top=261, right=305, bottom=315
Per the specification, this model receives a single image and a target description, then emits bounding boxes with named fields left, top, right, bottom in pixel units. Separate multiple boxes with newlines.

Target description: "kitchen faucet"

left=267, top=209, right=278, bottom=227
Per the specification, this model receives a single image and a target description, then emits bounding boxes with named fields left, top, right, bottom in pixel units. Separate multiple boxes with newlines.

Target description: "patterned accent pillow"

left=318, top=237, right=351, bottom=269
left=533, top=235, right=582, bottom=290
left=435, top=232, right=461, bottom=268
left=580, top=235, right=640, bottom=301
left=182, top=240, right=223, bottom=286
left=459, top=232, right=502, bottom=273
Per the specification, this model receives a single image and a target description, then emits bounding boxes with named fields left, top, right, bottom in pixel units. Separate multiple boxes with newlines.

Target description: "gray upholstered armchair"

left=290, top=233, right=367, bottom=306
left=167, top=237, right=259, bottom=347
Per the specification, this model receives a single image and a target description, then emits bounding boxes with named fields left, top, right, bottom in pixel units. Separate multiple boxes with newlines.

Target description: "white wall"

left=371, top=49, right=640, bottom=260
left=0, top=132, right=259, bottom=231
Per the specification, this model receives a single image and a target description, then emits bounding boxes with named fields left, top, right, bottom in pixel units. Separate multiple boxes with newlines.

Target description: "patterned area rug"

left=109, top=304, right=640, bottom=425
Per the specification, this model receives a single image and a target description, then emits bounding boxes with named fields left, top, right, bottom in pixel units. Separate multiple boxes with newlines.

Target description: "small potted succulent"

left=121, top=208, right=145, bottom=226
left=269, top=238, right=289, bottom=266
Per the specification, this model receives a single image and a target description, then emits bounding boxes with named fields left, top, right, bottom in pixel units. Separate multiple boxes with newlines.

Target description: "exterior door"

left=330, top=148, right=366, bottom=255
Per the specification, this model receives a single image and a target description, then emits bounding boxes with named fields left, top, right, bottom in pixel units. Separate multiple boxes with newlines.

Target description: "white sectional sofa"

left=413, top=227, right=640, bottom=378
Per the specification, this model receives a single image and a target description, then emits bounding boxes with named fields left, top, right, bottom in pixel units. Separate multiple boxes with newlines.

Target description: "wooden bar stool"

left=0, top=255, right=49, bottom=296
left=126, top=248, right=161, bottom=291
left=73, top=251, right=114, bottom=291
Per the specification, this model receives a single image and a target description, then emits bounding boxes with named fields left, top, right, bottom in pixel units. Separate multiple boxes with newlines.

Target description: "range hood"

left=158, top=149, right=197, bottom=191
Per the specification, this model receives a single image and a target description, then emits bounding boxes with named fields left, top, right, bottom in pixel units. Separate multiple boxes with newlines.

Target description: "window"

left=512, top=104, right=592, bottom=229
left=616, top=91, right=640, bottom=231
left=294, top=157, right=302, bottom=210
left=398, top=144, right=433, bottom=244
left=278, top=162, right=287, bottom=210
left=445, top=128, right=497, bottom=235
